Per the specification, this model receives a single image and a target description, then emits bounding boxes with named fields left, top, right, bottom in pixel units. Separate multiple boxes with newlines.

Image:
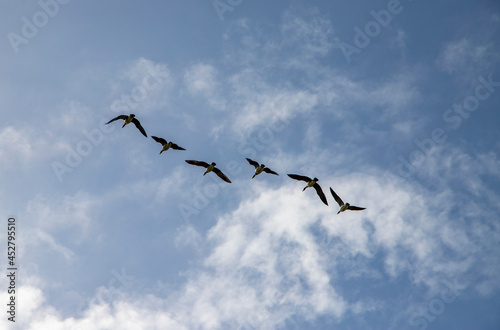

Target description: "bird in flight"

left=106, top=114, right=147, bottom=137
left=185, top=160, right=231, bottom=183
left=245, top=158, right=279, bottom=179
left=330, top=187, right=366, bottom=214
left=151, top=136, right=186, bottom=154
left=287, top=174, right=328, bottom=205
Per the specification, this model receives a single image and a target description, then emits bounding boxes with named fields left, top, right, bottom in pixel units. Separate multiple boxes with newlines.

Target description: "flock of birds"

left=106, top=114, right=366, bottom=214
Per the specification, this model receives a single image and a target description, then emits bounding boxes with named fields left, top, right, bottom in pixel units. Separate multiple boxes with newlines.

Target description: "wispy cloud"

left=2, top=2, right=499, bottom=329
left=108, top=58, right=175, bottom=116
left=436, top=38, right=490, bottom=74
left=11, top=147, right=500, bottom=328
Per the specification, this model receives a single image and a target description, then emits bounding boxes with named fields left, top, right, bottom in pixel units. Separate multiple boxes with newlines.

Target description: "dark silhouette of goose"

left=288, top=174, right=328, bottom=205
left=185, top=160, right=231, bottom=183
left=151, top=136, right=186, bottom=154
left=330, top=187, right=366, bottom=214
left=246, top=158, right=279, bottom=179
left=106, top=114, right=147, bottom=137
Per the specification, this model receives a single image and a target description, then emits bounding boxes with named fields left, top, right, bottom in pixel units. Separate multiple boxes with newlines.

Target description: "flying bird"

left=151, top=136, right=186, bottom=154
left=106, top=114, right=147, bottom=137
left=185, top=160, right=231, bottom=183
left=287, top=174, right=328, bottom=205
left=330, top=187, right=366, bottom=214
left=246, top=158, right=279, bottom=179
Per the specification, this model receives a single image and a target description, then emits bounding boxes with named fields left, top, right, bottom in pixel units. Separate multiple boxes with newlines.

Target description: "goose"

left=185, top=160, right=231, bottom=183
left=245, top=158, right=279, bottom=179
left=106, top=114, right=147, bottom=137
left=287, top=174, right=328, bottom=205
left=330, top=187, right=366, bottom=214
left=151, top=136, right=186, bottom=154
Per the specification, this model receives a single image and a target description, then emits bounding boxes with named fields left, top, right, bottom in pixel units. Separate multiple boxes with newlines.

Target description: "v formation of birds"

left=106, top=114, right=366, bottom=214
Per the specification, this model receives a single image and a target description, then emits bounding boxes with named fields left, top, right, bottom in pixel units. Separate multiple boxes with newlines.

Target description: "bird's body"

left=204, top=162, right=216, bottom=175
left=304, top=178, right=318, bottom=191
left=246, top=158, right=279, bottom=179
left=122, top=115, right=134, bottom=127
left=288, top=174, right=328, bottom=205
left=151, top=136, right=186, bottom=154
left=185, top=160, right=231, bottom=183
left=106, top=114, right=147, bottom=137
left=255, top=164, right=265, bottom=176
left=330, top=187, right=366, bottom=214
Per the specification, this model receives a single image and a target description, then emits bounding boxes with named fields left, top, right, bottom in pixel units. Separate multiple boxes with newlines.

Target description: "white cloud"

left=33, top=230, right=76, bottom=261
left=0, top=286, right=185, bottom=330
left=49, top=101, right=95, bottom=132
left=5, top=152, right=500, bottom=328
left=436, top=38, right=490, bottom=74
left=184, top=64, right=217, bottom=95
left=280, top=8, right=335, bottom=59
left=184, top=63, right=226, bottom=111
left=391, top=29, right=407, bottom=51
left=24, top=192, right=99, bottom=233
left=174, top=225, right=204, bottom=251
left=108, top=58, right=175, bottom=116
left=2, top=5, right=499, bottom=330
left=365, top=73, right=421, bottom=113
left=0, top=126, right=34, bottom=167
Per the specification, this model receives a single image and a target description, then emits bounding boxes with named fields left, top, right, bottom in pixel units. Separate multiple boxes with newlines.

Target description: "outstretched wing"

left=347, top=205, right=366, bottom=211
left=151, top=136, right=167, bottom=145
left=329, top=187, right=344, bottom=207
left=245, top=158, right=259, bottom=169
left=131, top=118, right=147, bottom=137
left=185, top=160, right=210, bottom=168
left=263, top=167, right=279, bottom=176
left=213, top=168, right=231, bottom=183
left=170, top=143, right=186, bottom=150
left=106, top=115, right=128, bottom=125
left=313, top=183, right=328, bottom=206
left=287, top=174, right=312, bottom=182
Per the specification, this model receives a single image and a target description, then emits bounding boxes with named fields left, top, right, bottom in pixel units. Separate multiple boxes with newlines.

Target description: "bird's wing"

left=245, top=158, right=259, bottom=168
left=151, top=136, right=167, bottom=145
left=329, top=187, right=344, bottom=207
left=287, top=174, right=312, bottom=182
left=131, top=118, right=147, bottom=137
left=185, top=160, right=210, bottom=168
left=263, top=167, right=279, bottom=176
left=313, top=183, right=328, bottom=205
left=347, top=206, right=366, bottom=211
left=105, top=115, right=128, bottom=125
left=170, top=143, right=186, bottom=150
left=213, top=168, right=231, bottom=183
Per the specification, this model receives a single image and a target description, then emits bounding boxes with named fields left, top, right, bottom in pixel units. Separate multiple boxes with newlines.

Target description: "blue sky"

left=1, top=0, right=500, bottom=329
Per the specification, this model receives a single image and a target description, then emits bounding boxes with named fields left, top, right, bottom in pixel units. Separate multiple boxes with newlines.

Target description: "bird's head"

left=211, top=162, right=216, bottom=166
left=313, top=177, right=319, bottom=181
left=345, top=203, right=350, bottom=207
left=130, top=114, right=136, bottom=118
